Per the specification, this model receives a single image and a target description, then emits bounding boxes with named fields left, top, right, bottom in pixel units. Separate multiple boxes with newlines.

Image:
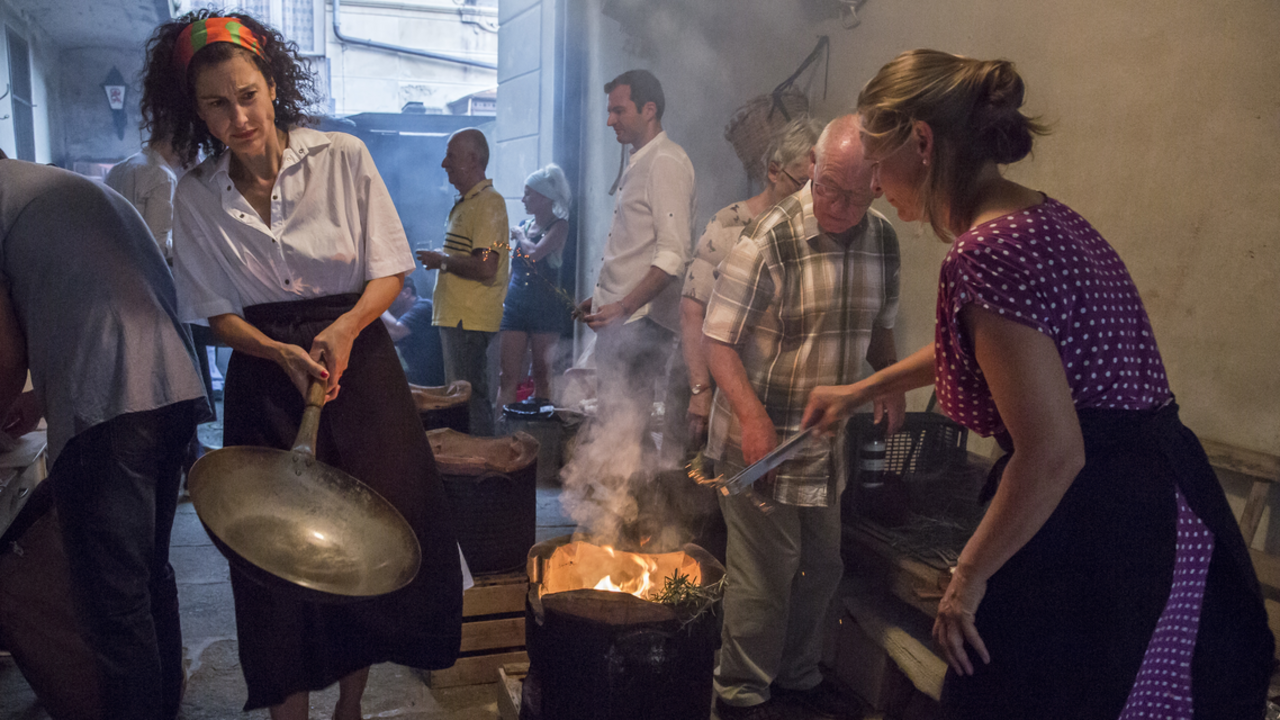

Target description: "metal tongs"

left=694, top=427, right=816, bottom=514
left=719, top=427, right=815, bottom=495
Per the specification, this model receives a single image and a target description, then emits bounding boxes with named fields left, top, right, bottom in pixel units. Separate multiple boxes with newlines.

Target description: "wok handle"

left=292, top=378, right=327, bottom=457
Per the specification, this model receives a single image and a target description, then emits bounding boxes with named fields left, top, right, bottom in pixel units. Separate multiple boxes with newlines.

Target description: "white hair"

left=525, top=163, right=572, bottom=219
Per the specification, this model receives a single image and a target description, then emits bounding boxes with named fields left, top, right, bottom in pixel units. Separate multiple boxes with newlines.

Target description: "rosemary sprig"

left=649, top=570, right=726, bottom=628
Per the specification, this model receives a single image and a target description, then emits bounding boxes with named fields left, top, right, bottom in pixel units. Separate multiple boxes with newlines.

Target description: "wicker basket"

left=723, top=87, right=810, bottom=184
left=843, top=411, right=968, bottom=486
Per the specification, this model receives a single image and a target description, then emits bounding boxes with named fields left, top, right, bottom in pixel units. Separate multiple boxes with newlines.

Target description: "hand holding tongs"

left=717, top=426, right=815, bottom=496
left=694, top=427, right=816, bottom=514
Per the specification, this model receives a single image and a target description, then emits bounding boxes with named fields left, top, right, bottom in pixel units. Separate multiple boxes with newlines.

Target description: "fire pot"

left=520, top=535, right=725, bottom=720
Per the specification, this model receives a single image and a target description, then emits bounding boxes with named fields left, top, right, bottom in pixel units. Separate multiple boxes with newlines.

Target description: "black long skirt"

left=941, top=403, right=1273, bottom=719
left=223, top=294, right=462, bottom=710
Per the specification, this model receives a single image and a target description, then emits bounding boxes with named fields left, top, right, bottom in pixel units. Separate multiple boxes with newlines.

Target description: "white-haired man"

left=704, top=114, right=904, bottom=720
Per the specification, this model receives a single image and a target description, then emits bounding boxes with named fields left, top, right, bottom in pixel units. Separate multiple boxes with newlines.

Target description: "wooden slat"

left=463, top=571, right=528, bottom=617
left=1200, top=438, right=1280, bottom=483
left=842, top=594, right=947, bottom=702
left=459, top=616, right=525, bottom=653
left=1197, top=439, right=1278, bottom=548
left=1240, top=480, right=1273, bottom=547
left=495, top=664, right=527, bottom=720
left=430, top=650, right=528, bottom=688
left=842, top=523, right=952, bottom=617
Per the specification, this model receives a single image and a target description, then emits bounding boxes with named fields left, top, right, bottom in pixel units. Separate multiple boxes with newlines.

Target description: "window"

left=6, top=28, right=34, bottom=162
left=187, top=0, right=325, bottom=55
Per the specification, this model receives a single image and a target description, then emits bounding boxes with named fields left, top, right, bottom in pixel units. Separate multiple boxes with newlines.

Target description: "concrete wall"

left=823, top=0, right=1280, bottom=462
left=494, top=0, right=556, bottom=211
left=57, top=46, right=147, bottom=164
left=327, top=0, right=498, bottom=114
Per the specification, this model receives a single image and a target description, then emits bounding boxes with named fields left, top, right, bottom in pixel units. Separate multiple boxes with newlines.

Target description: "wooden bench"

left=1200, top=439, right=1280, bottom=652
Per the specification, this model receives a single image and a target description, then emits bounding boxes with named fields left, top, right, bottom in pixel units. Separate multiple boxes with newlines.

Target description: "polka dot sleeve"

left=934, top=198, right=1172, bottom=437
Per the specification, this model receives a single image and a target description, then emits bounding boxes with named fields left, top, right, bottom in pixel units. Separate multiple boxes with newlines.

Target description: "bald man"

left=702, top=115, right=904, bottom=720
left=417, top=129, right=509, bottom=435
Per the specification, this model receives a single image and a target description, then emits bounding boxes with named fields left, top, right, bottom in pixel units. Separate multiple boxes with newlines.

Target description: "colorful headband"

left=173, top=17, right=267, bottom=77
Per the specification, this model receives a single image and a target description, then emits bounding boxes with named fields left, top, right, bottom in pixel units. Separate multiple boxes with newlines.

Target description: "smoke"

left=557, top=331, right=713, bottom=554
left=556, top=0, right=860, bottom=554
left=608, top=0, right=848, bottom=225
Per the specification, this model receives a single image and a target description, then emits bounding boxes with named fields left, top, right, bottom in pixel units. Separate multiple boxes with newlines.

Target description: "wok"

left=188, top=379, right=421, bottom=603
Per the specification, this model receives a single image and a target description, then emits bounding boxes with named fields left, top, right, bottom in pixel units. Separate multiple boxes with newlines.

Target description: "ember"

left=535, top=539, right=701, bottom=600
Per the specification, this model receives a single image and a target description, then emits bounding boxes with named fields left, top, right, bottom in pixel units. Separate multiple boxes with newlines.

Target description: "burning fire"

left=539, top=540, right=702, bottom=601
left=590, top=545, right=662, bottom=597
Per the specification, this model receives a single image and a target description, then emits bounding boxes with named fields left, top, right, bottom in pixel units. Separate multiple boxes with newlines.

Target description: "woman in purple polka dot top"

left=802, top=49, right=1271, bottom=719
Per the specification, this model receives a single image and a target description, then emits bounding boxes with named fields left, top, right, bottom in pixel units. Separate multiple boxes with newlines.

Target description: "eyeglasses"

left=811, top=180, right=860, bottom=206
left=779, top=169, right=804, bottom=188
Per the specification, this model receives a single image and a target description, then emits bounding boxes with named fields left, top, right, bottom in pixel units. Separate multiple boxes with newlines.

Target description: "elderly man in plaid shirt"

left=704, top=114, right=905, bottom=720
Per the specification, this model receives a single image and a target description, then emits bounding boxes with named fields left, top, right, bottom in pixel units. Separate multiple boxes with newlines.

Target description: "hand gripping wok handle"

left=292, top=378, right=327, bottom=457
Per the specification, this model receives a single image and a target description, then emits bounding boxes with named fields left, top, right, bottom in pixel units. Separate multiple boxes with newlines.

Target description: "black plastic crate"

left=844, top=411, right=968, bottom=486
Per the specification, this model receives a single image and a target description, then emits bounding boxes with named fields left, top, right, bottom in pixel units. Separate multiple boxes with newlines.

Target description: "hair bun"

left=973, top=60, right=1034, bottom=165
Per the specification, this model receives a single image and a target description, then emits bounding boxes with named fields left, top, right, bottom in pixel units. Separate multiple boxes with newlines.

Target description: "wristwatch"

left=690, top=382, right=709, bottom=396
left=439, top=258, right=450, bottom=274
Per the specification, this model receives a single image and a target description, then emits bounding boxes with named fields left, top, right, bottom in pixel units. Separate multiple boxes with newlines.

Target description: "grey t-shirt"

left=0, top=161, right=207, bottom=463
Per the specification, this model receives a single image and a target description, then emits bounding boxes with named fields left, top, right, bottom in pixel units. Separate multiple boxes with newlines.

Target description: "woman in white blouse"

left=141, top=11, right=462, bottom=720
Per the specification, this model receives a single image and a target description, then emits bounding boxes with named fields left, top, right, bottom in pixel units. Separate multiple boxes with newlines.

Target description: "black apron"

left=942, top=402, right=1273, bottom=720
left=224, top=294, right=462, bottom=710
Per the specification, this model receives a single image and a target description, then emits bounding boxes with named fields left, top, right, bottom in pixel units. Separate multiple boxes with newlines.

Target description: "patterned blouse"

left=935, top=196, right=1172, bottom=437
left=682, top=201, right=756, bottom=304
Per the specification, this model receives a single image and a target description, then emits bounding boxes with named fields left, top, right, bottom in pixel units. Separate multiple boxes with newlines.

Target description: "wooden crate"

left=496, top=662, right=528, bottom=720
left=429, top=571, right=530, bottom=688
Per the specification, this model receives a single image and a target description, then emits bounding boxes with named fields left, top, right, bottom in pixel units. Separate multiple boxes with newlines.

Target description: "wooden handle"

left=293, top=378, right=327, bottom=457
left=306, top=377, right=327, bottom=408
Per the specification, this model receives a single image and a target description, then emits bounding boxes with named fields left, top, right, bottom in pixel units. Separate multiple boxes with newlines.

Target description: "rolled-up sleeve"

left=351, top=140, right=415, bottom=282
left=172, top=181, right=241, bottom=322
left=647, top=154, right=695, bottom=278
left=140, top=172, right=176, bottom=260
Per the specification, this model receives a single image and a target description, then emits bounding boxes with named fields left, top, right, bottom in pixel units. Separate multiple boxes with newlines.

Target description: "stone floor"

left=0, top=403, right=578, bottom=720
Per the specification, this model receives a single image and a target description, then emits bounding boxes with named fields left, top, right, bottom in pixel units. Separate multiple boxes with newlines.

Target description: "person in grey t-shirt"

left=0, top=155, right=208, bottom=720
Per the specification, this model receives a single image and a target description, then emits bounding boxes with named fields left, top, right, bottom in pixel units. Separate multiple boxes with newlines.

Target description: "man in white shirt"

left=105, top=137, right=182, bottom=263
left=579, top=69, right=696, bottom=450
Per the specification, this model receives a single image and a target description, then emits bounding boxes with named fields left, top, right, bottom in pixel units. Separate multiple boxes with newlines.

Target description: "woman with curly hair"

left=803, top=50, right=1272, bottom=719
left=140, top=11, right=462, bottom=719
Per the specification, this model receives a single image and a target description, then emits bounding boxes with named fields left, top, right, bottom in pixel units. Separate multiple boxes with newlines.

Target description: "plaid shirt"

left=703, top=184, right=899, bottom=506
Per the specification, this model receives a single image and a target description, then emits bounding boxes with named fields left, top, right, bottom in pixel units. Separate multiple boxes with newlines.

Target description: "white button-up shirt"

left=173, top=127, right=414, bottom=322
left=593, top=131, right=696, bottom=333
left=104, top=146, right=178, bottom=261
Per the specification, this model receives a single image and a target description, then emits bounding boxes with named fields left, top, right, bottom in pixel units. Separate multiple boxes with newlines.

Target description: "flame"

left=539, top=540, right=699, bottom=601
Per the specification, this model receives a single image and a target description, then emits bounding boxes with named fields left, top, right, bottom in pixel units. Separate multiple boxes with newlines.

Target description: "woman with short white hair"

left=497, top=163, right=572, bottom=407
